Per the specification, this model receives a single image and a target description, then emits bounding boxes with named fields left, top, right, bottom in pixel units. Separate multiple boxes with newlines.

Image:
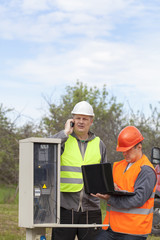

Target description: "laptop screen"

left=81, top=163, right=114, bottom=194
left=81, top=163, right=135, bottom=196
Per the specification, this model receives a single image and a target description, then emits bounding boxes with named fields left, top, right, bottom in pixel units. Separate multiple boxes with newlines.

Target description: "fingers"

left=91, top=193, right=110, bottom=201
left=64, top=119, right=74, bottom=136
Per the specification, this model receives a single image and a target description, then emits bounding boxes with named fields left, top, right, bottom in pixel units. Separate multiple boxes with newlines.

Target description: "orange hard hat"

left=116, top=126, right=144, bottom=152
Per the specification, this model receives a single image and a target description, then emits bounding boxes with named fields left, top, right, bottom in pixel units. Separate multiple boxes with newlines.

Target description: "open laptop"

left=81, top=162, right=135, bottom=196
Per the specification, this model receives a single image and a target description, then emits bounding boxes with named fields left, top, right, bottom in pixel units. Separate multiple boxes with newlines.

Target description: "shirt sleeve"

left=52, top=130, right=68, bottom=154
left=107, top=165, right=156, bottom=209
left=53, top=130, right=68, bottom=141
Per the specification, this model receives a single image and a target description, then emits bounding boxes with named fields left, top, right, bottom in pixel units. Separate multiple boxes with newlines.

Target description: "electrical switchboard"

left=19, top=138, right=61, bottom=228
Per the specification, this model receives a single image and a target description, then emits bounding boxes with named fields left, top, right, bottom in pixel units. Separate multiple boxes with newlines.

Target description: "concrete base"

left=26, top=228, right=46, bottom=240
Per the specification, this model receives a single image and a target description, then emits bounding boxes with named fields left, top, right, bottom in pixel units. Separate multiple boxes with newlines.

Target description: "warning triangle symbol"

left=42, top=184, right=47, bottom=189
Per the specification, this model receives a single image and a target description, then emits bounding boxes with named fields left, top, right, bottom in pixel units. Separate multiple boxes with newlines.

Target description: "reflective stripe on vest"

left=60, top=135, right=101, bottom=192
left=103, top=154, right=156, bottom=235
left=110, top=206, right=154, bottom=215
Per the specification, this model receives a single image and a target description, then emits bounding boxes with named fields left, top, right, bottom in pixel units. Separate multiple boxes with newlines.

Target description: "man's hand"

left=114, top=183, right=121, bottom=190
left=64, top=119, right=75, bottom=136
left=91, top=193, right=110, bottom=201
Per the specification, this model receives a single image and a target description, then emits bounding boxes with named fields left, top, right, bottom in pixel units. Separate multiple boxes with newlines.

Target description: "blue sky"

left=0, top=0, right=160, bottom=126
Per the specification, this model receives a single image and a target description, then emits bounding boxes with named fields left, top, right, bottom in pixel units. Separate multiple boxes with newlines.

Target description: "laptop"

left=81, top=162, right=135, bottom=196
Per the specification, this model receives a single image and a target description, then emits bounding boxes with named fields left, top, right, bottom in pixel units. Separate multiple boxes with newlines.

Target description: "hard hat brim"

left=116, top=138, right=144, bottom=152
left=71, top=111, right=94, bottom=116
left=116, top=144, right=136, bottom=152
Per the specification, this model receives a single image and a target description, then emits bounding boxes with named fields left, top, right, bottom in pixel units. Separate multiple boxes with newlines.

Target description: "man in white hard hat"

left=51, top=101, right=107, bottom=240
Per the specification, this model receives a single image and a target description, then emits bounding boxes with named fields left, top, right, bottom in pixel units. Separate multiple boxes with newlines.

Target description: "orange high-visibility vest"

left=103, top=154, right=156, bottom=235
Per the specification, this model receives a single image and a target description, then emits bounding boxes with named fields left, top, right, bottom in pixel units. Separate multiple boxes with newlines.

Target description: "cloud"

left=0, top=0, right=158, bottom=42
left=5, top=36, right=159, bottom=98
left=0, top=0, right=160, bottom=125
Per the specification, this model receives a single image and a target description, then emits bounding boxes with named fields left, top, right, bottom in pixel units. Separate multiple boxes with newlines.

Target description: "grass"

left=0, top=185, right=26, bottom=239
left=0, top=185, right=18, bottom=204
left=0, top=185, right=160, bottom=240
left=0, top=204, right=26, bottom=240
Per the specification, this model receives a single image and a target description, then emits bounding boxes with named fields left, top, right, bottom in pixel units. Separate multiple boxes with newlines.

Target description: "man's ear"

left=138, top=143, right=142, bottom=150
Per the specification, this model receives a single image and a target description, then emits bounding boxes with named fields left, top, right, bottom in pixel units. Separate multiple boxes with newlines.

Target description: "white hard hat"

left=71, top=101, right=95, bottom=116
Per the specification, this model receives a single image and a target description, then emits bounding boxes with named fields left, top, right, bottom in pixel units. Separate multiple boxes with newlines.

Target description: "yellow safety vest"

left=103, top=154, right=156, bottom=235
left=60, top=135, right=101, bottom=192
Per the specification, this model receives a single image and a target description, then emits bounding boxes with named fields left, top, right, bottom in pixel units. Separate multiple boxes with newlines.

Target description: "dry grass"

left=0, top=203, right=160, bottom=240
left=0, top=186, right=160, bottom=240
left=0, top=204, right=25, bottom=240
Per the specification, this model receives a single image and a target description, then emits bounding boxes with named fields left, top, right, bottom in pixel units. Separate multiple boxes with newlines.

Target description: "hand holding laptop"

left=91, top=193, right=111, bottom=201
left=91, top=183, right=128, bottom=200
left=114, top=183, right=121, bottom=190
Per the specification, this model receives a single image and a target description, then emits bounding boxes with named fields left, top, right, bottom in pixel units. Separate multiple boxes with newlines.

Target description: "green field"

left=0, top=185, right=160, bottom=240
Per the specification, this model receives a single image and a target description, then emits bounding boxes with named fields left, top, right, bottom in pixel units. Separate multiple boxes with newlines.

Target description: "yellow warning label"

left=42, top=184, right=47, bottom=189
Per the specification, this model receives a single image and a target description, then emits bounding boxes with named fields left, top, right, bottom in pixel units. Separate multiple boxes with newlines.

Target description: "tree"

left=42, top=81, right=126, bottom=162
left=127, top=104, right=160, bottom=159
left=0, top=82, right=159, bottom=185
left=0, top=104, right=19, bottom=184
left=17, top=122, right=44, bottom=139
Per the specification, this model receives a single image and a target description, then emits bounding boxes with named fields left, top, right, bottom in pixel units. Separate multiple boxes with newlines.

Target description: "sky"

left=0, top=0, right=160, bottom=126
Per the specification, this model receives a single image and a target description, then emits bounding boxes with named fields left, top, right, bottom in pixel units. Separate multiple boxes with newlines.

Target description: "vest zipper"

left=77, top=141, right=85, bottom=211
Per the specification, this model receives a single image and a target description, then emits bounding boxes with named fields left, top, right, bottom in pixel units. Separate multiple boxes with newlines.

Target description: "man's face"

left=122, top=145, right=141, bottom=163
left=73, top=114, right=93, bottom=136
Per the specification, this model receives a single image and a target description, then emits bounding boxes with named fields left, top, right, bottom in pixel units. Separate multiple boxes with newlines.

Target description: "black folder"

left=81, top=163, right=135, bottom=196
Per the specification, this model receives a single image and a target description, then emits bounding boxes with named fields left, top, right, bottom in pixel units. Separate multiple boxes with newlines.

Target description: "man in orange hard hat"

left=94, top=126, right=157, bottom=240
